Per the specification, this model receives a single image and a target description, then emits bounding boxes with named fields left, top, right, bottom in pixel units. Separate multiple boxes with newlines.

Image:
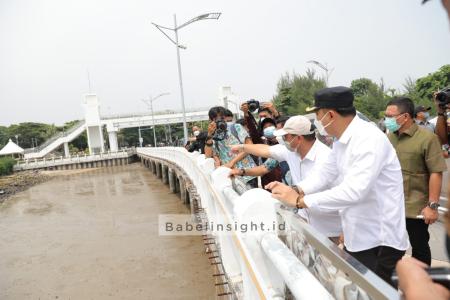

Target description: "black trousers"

left=345, top=246, right=405, bottom=286
left=406, top=218, right=431, bottom=265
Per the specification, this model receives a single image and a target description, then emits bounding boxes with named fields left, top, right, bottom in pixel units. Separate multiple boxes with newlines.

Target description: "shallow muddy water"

left=0, top=164, right=215, bottom=299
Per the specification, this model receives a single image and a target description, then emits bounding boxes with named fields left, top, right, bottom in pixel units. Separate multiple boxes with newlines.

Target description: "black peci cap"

left=414, top=105, right=431, bottom=117
left=259, top=117, right=276, bottom=131
left=306, top=86, right=355, bottom=112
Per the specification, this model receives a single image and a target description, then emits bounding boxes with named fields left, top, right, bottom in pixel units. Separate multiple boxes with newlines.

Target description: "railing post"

left=162, top=164, right=168, bottom=184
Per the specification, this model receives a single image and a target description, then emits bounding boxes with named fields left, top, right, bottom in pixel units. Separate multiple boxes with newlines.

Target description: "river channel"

left=0, top=163, right=215, bottom=299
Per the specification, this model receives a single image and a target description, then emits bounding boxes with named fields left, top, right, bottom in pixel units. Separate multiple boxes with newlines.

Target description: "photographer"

left=204, top=106, right=258, bottom=188
left=229, top=117, right=283, bottom=187
left=241, top=100, right=280, bottom=145
left=433, top=88, right=450, bottom=158
left=186, top=125, right=207, bottom=154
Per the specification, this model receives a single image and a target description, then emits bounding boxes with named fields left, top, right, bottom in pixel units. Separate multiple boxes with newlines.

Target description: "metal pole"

left=138, top=126, right=142, bottom=147
left=168, top=124, right=172, bottom=144
left=174, top=14, right=189, bottom=144
left=151, top=98, right=157, bottom=147
left=164, top=125, right=168, bottom=144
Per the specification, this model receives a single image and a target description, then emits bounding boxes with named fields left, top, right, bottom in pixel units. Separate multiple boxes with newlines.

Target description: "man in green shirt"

left=384, top=97, right=447, bottom=265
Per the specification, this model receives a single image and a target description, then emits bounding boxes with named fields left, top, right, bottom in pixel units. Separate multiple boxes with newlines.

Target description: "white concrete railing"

left=137, top=147, right=399, bottom=300
left=15, top=148, right=135, bottom=171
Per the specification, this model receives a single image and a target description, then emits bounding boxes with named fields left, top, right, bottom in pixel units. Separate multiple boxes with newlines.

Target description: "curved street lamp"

left=151, top=13, right=221, bottom=144
left=307, top=60, right=334, bottom=86
left=142, top=92, right=170, bottom=147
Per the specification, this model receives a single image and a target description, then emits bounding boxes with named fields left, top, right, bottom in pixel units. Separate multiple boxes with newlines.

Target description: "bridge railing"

left=101, top=106, right=211, bottom=121
left=23, top=120, right=85, bottom=154
left=136, top=147, right=400, bottom=300
left=15, top=148, right=135, bottom=171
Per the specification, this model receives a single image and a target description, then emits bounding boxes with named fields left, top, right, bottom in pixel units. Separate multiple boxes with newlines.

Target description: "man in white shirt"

left=231, top=115, right=342, bottom=239
left=266, top=86, right=409, bottom=285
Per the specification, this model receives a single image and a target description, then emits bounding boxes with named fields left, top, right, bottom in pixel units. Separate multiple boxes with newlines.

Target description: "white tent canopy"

left=0, top=139, right=24, bottom=156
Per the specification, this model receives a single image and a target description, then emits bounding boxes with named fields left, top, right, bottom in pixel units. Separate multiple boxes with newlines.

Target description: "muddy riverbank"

left=0, top=168, right=98, bottom=203
left=0, top=170, right=50, bottom=203
left=0, top=163, right=215, bottom=299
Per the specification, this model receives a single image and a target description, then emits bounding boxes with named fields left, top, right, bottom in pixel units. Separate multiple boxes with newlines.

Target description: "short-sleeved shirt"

left=262, top=158, right=292, bottom=185
left=263, top=157, right=278, bottom=171
left=213, top=123, right=256, bottom=183
left=388, top=123, right=447, bottom=218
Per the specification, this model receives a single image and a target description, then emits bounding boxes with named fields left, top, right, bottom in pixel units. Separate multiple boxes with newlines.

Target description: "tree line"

left=273, top=64, right=450, bottom=121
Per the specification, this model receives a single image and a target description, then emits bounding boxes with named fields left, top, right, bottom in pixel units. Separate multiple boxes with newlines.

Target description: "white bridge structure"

left=137, top=147, right=399, bottom=300
left=24, top=87, right=240, bottom=159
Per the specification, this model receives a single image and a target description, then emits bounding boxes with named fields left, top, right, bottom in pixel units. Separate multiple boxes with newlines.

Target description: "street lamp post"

left=151, top=12, right=221, bottom=144
left=138, top=119, right=143, bottom=147
left=307, top=60, right=334, bottom=86
left=142, top=93, right=170, bottom=147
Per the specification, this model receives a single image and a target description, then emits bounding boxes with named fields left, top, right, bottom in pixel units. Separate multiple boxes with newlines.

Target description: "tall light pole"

left=152, top=12, right=221, bottom=144
left=142, top=93, right=170, bottom=147
left=307, top=60, right=334, bottom=86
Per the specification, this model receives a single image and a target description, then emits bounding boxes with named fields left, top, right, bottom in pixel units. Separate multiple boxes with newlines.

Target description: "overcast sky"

left=0, top=0, right=449, bottom=126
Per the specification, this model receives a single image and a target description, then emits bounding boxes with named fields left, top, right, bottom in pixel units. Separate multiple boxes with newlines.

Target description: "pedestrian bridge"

left=23, top=108, right=210, bottom=159
left=136, top=147, right=399, bottom=300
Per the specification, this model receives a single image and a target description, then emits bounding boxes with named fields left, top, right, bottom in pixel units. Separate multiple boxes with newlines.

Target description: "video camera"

left=247, top=99, right=260, bottom=113
left=436, top=87, right=450, bottom=108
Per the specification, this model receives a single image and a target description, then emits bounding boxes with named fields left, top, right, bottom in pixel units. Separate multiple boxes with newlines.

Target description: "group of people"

left=185, top=85, right=450, bottom=298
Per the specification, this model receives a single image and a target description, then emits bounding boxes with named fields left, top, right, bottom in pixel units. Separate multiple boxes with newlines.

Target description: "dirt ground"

left=0, top=164, right=215, bottom=299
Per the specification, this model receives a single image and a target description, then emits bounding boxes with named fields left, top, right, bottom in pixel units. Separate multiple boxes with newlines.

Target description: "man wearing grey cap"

left=414, top=105, right=435, bottom=132
left=266, top=86, right=409, bottom=285
left=231, top=115, right=342, bottom=239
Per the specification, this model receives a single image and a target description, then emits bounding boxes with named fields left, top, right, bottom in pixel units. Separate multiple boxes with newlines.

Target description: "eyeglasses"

left=384, top=113, right=406, bottom=119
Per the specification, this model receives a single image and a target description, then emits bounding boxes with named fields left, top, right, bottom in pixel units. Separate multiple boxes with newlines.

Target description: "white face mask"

left=193, top=130, right=200, bottom=137
left=314, top=111, right=334, bottom=136
left=276, top=136, right=285, bottom=145
left=263, top=126, right=276, bottom=138
left=284, top=136, right=298, bottom=152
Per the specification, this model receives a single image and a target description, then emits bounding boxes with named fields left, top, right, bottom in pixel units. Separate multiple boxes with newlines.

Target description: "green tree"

left=351, top=78, right=387, bottom=120
left=0, top=126, right=9, bottom=149
left=0, top=157, right=16, bottom=176
left=415, top=64, right=450, bottom=101
left=273, top=69, right=326, bottom=115
left=6, top=122, right=58, bottom=149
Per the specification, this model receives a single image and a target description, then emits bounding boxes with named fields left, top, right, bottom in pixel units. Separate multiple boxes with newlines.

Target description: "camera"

left=247, top=99, right=260, bottom=113
left=212, top=118, right=228, bottom=141
left=436, top=87, right=450, bottom=108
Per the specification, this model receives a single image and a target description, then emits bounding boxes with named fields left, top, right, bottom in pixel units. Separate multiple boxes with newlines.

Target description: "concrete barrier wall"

left=14, top=150, right=136, bottom=171
left=137, top=147, right=399, bottom=300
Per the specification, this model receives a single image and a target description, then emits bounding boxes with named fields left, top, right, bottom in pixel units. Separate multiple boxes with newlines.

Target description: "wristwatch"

left=427, top=202, right=440, bottom=210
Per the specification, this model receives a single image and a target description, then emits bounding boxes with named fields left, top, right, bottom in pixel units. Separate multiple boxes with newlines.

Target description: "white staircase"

left=24, top=121, right=86, bottom=159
